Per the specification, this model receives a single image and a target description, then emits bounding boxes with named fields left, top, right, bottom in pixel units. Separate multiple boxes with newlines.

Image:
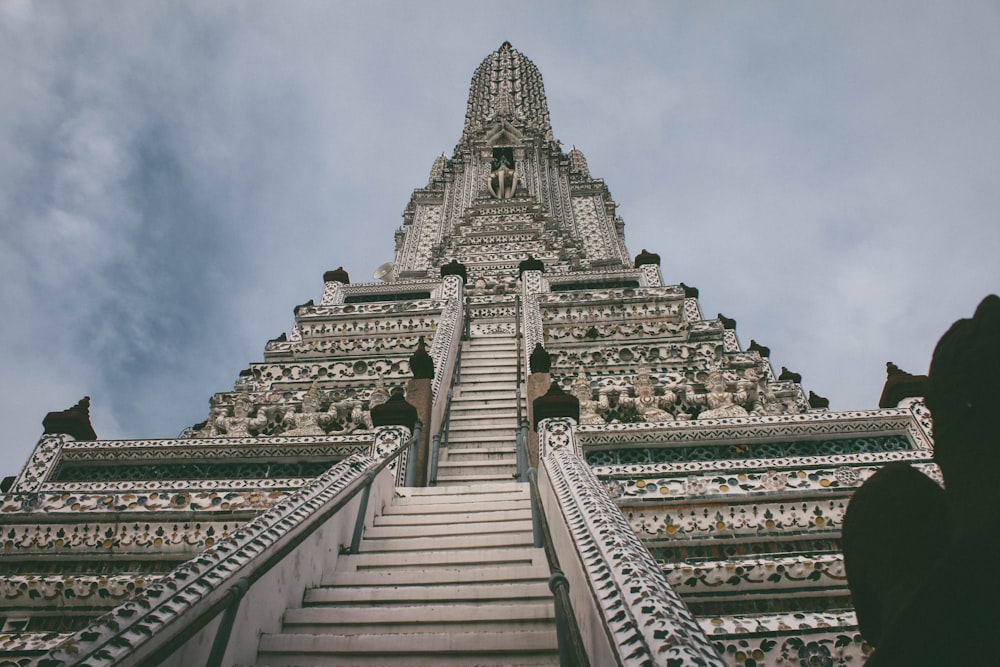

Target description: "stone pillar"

left=634, top=249, right=662, bottom=287
left=406, top=377, right=433, bottom=486
left=527, top=372, right=550, bottom=467
left=320, top=267, right=350, bottom=305
left=527, top=342, right=553, bottom=467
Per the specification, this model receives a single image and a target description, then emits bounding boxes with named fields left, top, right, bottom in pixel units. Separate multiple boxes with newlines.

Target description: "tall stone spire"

left=392, top=42, right=630, bottom=283
left=461, top=41, right=554, bottom=143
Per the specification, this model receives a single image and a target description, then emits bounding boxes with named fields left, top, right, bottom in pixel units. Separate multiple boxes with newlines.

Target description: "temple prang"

left=1, top=43, right=942, bottom=666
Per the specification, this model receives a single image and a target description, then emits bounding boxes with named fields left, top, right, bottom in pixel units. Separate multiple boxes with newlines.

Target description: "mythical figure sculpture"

left=219, top=393, right=255, bottom=436
left=570, top=369, right=605, bottom=425
left=317, top=394, right=369, bottom=433
left=488, top=154, right=519, bottom=199
left=696, top=371, right=748, bottom=419
left=369, top=377, right=391, bottom=409
left=194, top=406, right=228, bottom=438
left=621, top=366, right=675, bottom=422
left=281, top=383, right=326, bottom=436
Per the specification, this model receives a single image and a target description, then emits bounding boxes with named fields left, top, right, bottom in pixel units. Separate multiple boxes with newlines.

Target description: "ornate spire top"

left=568, top=146, right=590, bottom=177
left=428, top=153, right=447, bottom=185
left=462, top=43, right=553, bottom=143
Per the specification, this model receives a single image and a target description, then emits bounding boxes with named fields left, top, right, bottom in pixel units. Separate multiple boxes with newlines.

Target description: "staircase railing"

left=429, top=297, right=467, bottom=486
left=527, top=464, right=590, bottom=667
left=514, top=294, right=525, bottom=477
left=513, top=293, right=588, bottom=666
left=429, top=383, right=459, bottom=486
left=40, top=426, right=421, bottom=667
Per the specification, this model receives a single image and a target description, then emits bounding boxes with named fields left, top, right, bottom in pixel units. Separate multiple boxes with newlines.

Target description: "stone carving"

left=193, top=406, right=227, bottom=438
left=217, top=393, right=255, bottom=437
left=280, top=382, right=326, bottom=436
left=621, top=365, right=676, bottom=422
left=544, top=447, right=726, bottom=664
left=695, top=371, right=749, bottom=419
left=570, top=370, right=605, bottom=425
left=487, top=154, right=519, bottom=199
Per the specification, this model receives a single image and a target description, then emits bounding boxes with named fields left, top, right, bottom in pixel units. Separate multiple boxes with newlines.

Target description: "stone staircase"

left=435, top=328, right=522, bottom=485
left=254, top=482, right=558, bottom=666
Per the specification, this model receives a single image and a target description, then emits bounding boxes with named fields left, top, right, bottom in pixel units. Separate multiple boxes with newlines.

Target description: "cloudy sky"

left=1, top=2, right=998, bottom=476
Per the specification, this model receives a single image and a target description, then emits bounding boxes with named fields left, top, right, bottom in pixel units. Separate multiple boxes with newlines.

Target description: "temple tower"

left=0, top=43, right=937, bottom=666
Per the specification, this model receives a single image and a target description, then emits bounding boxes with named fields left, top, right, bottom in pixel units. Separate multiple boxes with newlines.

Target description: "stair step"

left=291, top=601, right=553, bottom=622
left=446, top=431, right=518, bottom=442
left=308, top=582, right=553, bottom=605
left=336, top=547, right=544, bottom=571
left=366, top=519, right=532, bottom=539
left=257, top=630, right=558, bottom=666
left=321, top=564, right=549, bottom=587
left=442, top=448, right=517, bottom=462
left=386, top=499, right=528, bottom=515
left=435, top=473, right=520, bottom=484
left=399, top=481, right=524, bottom=495
left=358, top=531, right=534, bottom=552
left=391, top=489, right=527, bottom=505
left=375, top=508, right=531, bottom=526
left=437, top=458, right=517, bottom=469
left=457, top=386, right=519, bottom=396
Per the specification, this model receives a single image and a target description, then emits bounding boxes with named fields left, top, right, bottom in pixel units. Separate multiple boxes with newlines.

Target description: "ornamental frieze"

left=574, top=407, right=933, bottom=451
left=296, top=299, right=447, bottom=318
left=1, top=489, right=284, bottom=515
left=622, top=496, right=850, bottom=540
left=250, top=357, right=409, bottom=385
left=2, top=519, right=243, bottom=554
left=704, top=619, right=867, bottom=666
left=592, top=449, right=934, bottom=480
left=297, top=316, right=439, bottom=338
left=663, top=553, right=847, bottom=595
left=0, top=574, right=159, bottom=607
left=549, top=341, right=718, bottom=369
left=543, top=320, right=689, bottom=342
left=266, top=335, right=427, bottom=358
left=599, top=463, right=939, bottom=501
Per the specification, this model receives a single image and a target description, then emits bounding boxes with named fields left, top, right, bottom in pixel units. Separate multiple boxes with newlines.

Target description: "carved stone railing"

left=535, top=417, right=725, bottom=666
left=429, top=275, right=465, bottom=401
left=33, top=426, right=411, bottom=667
left=520, top=269, right=546, bottom=369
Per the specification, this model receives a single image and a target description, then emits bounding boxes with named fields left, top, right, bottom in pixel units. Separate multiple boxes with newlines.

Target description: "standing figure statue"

left=570, top=369, right=605, bottom=425
left=488, top=154, right=519, bottom=199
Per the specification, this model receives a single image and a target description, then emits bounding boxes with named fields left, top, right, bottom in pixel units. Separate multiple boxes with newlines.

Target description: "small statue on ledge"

left=570, top=370, right=605, bottom=425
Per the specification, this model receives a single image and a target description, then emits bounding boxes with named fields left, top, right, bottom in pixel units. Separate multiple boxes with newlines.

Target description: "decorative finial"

left=42, top=396, right=97, bottom=441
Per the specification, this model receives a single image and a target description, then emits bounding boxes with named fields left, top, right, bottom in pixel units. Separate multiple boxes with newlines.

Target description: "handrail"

left=191, top=427, right=419, bottom=667
left=59, top=426, right=422, bottom=667
left=527, top=466, right=590, bottom=667
left=430, top=297, right=467, bottom=486
left=514, top=294, right=524, bottom=432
